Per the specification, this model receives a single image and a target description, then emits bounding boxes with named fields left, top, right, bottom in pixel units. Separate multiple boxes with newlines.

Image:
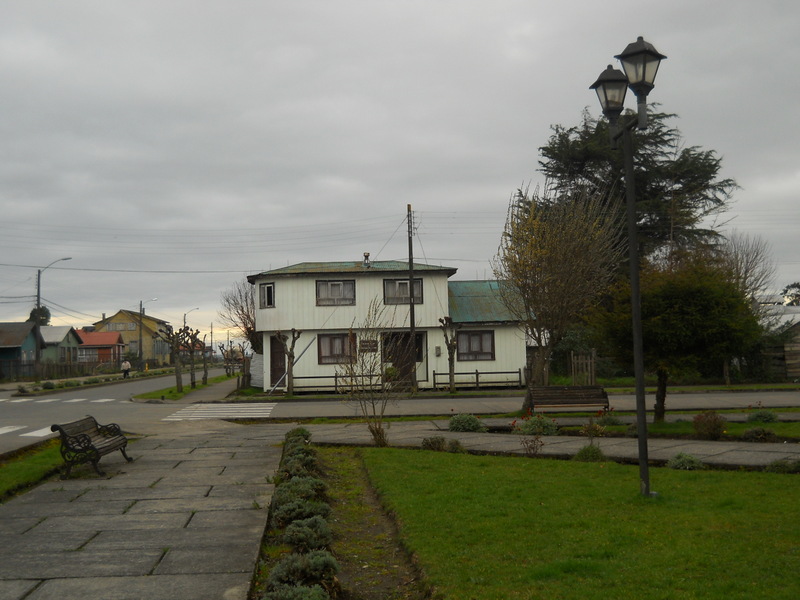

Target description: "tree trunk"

left=448, top=347, right=456, bottom=394
left=723, top=360, right=730, bottom=386
left=654, top=365, right=668, bottom=423
left=286, top=352, right=295, bottom=395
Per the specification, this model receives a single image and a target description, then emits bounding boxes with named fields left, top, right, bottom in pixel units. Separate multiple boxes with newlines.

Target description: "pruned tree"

left=492, top=184, right=624, bottom=411
left=218, top=280, right=262, bottom=354
left=336, top=298, right=398, bottom=447
left=438, top=316, right=461, bottom=393
left=184, top=327, right=201, bottom=389
left=27, top=306, right=51, bottom=326
left=275, top=328, right=302, bottom=395
left=201, top=334, right=209, bottom=385
left=158, top=324, right=190, bottom=393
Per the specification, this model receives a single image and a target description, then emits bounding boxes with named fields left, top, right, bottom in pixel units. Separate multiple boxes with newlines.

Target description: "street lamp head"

left=590, top=64, right=629, bottom=125
left=614, top=36, right=667, bottom=101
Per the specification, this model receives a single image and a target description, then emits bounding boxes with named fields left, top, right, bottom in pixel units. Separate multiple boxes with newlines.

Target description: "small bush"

left=42, top=381, right=56, bottom=390
left=285, top=427, right=312, bottom=443
left=764, top=459, right=800, bottom=474
left=272, top=499, right=331, bottom=529
left=666, top=453, right=706, bottom=470
left=573, top=444, right=606, bottom=462
left=448, top=414, right=487, bottom=433
left=595, top=407, right=623, bottom=426
left=85, top=377, right=101, bottom=384
left=16, top=385, right=28, bottom=394
left=579, top=421, right=606, bottom=439
left=747, top=410, right=778, bottom=423
left=520, top=435, right=543, bottom=457
left=741, top=427, right=778, bottom=443
left=264, top=584, right=330, bottom=600
left=447, top=439, right=466, bottom=453
left=421, top=436, right=448, bottom=451
left=693, top=411, right=726, bottom=440
left=267, top=550, right=340, bottom=591
left=283, top=440, right=317, bottom=459
left=63, top=380, right=81, bottom=387
left=284, top=515, right=333, bottom=553
left=514, top=414, right=559, bottom=436
left=272, top=477, right=328, bottom=508
left=279, top=454, right=319, bottom=479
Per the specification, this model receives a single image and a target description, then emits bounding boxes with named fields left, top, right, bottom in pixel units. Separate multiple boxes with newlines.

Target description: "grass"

left=360, top=448, right=800, bottom=600
left=134, top=373, right=236, bottom=400
left=0, top=440, right=63, bottom=500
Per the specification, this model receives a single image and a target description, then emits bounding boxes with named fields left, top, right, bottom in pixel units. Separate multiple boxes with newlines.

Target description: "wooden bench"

left=530, top=385, right=609, bottom=411
left=50, top=416, right=133, bottom=479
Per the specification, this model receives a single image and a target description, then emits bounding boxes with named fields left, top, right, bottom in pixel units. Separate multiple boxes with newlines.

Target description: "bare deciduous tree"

left=492, top=184, right=624, bottom=411
left=336, top=298, right=398, bottom=447
left=438, top=316, right=461, bottom=394
left=275, top=329, right=302, bottom=395
left=218, top=280, right=262, bottom=354
left=717, top=230, right=776, bottom=312
left=158, top=324, right=191, bottom=393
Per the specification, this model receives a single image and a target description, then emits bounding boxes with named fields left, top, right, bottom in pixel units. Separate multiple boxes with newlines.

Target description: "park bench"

left=530, top=385, right=609, bottom=411
left=50, top=416, right=133, bottom=479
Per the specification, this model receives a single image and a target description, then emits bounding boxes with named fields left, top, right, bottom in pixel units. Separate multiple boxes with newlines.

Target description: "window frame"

left=316, top=279, right=356, bottom=306
left=456, top=330, right=495, bottom=361
left=318, top=332, right=356, bottom=364
left=259, top=282, right=275, bottom=309
left=383, top=278, right=423, bottom=305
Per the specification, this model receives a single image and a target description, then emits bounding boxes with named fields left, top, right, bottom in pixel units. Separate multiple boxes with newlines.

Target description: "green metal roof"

left=248, top=260, right=457, bottom=282
left=448, top=280, right=517, bottom=324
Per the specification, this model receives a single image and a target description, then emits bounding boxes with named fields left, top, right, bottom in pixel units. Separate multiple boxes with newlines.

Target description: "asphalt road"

left=0, top=371, right=225, bottom=455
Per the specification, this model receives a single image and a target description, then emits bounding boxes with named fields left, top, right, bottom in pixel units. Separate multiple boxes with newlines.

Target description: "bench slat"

left=50, top=415, right=132, bottom=479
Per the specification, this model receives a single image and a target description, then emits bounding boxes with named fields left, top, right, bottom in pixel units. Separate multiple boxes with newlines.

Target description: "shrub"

left=16, top=385, right=28, bottom=394
left=266, top=550, right=340, bottom=591
left=514, top=414, right=559, bottom=436
left=272, top=477, right=328, bottom=508
left=573, top=444, right=606, bottom=462
left=264, top=584, right=330, bottom=600
left=421, top=436, right=447, bottom=451
left=279, top=454, right=320, bottom=480
left=764, top=459, right=800, bottom=474
left=747, top=410, right=778, bottom=423
left=667, top=453, right=706, bottom=470
left=741, top=427, right=778, bottom=443
left=579, top=421, right=606, bottom=439
left=519, top=435, right=543, bottom=457
left=448, top=414, right=487, bottom=433
left=85, top=377, right=101, bottom=384
left=285, top=427, right=312, bottom=443
left=693, top=411, right=726, bottom=440
left=284, top=515, right=333, bottom=553
left=272, top=499, right=331, bottom=529
left=595, top=407, right=623, bottom=426
left=63, top=380, right=80, bottom=387
left=447, top=439, right=466, bottom=453
left=42, top=381, right=56, bottom=390
left=283, top=440, right=317, bottom=459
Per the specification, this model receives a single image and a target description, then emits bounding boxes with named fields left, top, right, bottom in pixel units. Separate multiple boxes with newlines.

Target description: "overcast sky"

left=1, top=0, right=797, bottom=337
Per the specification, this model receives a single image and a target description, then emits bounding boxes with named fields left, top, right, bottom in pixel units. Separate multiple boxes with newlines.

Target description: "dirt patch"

left=320, top=447, right=427, bottom=600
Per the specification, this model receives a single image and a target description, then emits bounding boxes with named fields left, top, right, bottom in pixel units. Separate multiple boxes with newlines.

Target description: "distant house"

left=40, top=326, right=82, bottom=364
left=0, top=322, right=45, bottom=379
left=76, top=329, right=126, bottom=365
left=246, top=258, right=526, bottom=392
left=93, top=310, right=172, bottom=365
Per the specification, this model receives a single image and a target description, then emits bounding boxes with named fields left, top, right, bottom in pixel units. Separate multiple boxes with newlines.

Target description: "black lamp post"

left=34, top=257, right=71, bottom=368
left=590, top=36, right=666, bottom=497
left=138, top=298, right=158, bottom=370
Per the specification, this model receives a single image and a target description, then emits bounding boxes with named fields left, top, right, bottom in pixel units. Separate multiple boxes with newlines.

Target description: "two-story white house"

left=246, top=255, right=526, bottom=392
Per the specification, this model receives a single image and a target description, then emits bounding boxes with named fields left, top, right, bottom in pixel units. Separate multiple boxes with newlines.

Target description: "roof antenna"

left=363, top=252, right=371, bottom=268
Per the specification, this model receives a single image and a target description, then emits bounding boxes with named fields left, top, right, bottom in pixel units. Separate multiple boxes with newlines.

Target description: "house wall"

left=41, top=332, right=82, bottom=363
left=95, top=313, right=171, bottom=364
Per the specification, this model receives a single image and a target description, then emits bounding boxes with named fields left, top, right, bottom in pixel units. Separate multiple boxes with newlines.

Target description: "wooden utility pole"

left=407, top=204, right=417, bottom=392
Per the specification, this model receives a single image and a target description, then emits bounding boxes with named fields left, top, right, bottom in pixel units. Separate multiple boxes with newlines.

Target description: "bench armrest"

left=98, top=423, right=122, bottom=437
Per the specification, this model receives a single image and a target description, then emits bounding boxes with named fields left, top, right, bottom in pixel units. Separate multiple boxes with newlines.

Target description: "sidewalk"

left=2, top=381, right=799, bottom=599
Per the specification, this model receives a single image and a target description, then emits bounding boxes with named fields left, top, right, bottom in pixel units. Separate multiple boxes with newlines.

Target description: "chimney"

left=363, top=252, right=371, bottom=268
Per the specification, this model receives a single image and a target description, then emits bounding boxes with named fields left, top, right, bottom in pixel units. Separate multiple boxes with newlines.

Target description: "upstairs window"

left=259, top=282, right=275, bottom=309
left=318, top=332, right=356, bottom=364
left=457, top=331, right=495, bottom=361
left=316, top=280, right=355, bottom=306
left=383, top=278, right=423, bottom=305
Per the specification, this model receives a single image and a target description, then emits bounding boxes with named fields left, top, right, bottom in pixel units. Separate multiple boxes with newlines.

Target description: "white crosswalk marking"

left=64, top=399, right=87, bottom=403
left=0, top=426, right=27, bottom=435
left=91, top=399, right=117, bottom=403
left=163, top=403, right=277, bottom=421
left=10, top=398, right=33, bottom=403
left=35, top=398, right=60, bottom=403
left=21, top=427, right=55, bottom=437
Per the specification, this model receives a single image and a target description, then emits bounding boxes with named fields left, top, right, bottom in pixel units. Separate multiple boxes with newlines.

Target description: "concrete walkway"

left=3, top=380, right=800, bottom=599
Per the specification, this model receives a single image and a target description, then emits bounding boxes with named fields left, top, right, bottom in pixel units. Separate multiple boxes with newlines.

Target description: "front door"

left=382, top=332, right=423, bottom=387
left=270, top=336, right=286, bottom=387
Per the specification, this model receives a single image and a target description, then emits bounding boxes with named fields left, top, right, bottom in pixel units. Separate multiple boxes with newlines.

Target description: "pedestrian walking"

left=121, top=359, right=131, bottom=379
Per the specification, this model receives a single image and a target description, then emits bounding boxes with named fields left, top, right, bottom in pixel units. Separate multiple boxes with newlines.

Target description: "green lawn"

left=360, top=448, right=800, bottom=600
left=134, top=373, right=235, bottom=400
left=0, top=440, right=63, bottom=500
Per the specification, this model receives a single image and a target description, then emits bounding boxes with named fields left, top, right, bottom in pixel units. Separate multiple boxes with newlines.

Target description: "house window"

left=383, top=278, right=422, bottom=305
left=316, top=280, right=355, bottom=306
left=259, top=282, right=275, bottom=309
left=457, top=331, right=495, bottom=361
left=318, top=333, right=356, bottom=364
